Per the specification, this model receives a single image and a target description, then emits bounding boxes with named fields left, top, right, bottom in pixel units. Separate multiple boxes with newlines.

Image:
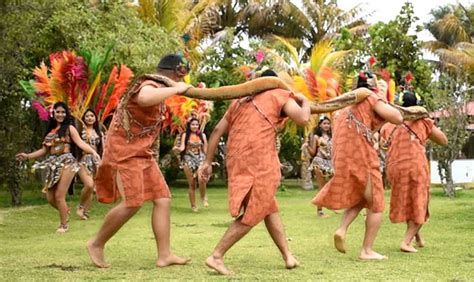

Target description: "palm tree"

left=244, top=0, right=366, bottom=59
left=424, top=3, right=474, bottom=82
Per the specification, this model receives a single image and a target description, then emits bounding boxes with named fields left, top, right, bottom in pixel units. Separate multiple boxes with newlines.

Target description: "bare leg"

left=334, top=203, right=364, bottom=253
left=77, top=167, right=94, bottom=219
left=183, top=166, right=197, bottom=211
left=264, top=213, right=299, bottom=269
left=46, top=189, right=58, bottom=210
left=359, top=209, right=387, bottom=260
left=415, top=229, right=425, bottom=248
left=400, top=220, right=421, bottom=253
left=152, top=198, right=190, bottom=267
left=87, top=173, right=140, bottom=268
left=198, top=174, right=208, bottom=207
left=314, top=169, right=329, bottom=218
left=206, top=218, right=253, bottom=275
left=54, top=167, right=76, bottom=226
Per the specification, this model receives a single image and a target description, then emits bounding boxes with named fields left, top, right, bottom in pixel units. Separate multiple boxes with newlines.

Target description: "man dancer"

left=199, top=70, right=310, bottom=275
left=87, top=54, right=191, bottom=268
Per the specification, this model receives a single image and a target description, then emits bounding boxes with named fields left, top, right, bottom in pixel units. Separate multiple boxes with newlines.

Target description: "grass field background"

left=1, top=180, right=473, bottom=280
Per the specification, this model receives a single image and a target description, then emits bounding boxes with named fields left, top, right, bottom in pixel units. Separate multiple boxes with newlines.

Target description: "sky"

left=336, top=0, right=473, bottom=41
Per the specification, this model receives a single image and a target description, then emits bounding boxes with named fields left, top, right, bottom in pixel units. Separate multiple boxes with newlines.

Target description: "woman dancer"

left=174, top=118, right=208, bottom=212
left=76, top=109, right=104, bottom=220
left=312, top=72, right=403, bottom=260
left=16, top=102, right=100, bottom=233
left=306, top=116, right=333, bottom=218
left=381, top=91, right=447, bottom=253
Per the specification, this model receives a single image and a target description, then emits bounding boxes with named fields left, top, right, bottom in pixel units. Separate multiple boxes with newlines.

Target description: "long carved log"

left=310, top=88, right=372, bottom=114
left=134, top=74, right=429, bottom=120
left=391, top=104, right=429, bottom=121
left=183, top=77, right=292, bottom=100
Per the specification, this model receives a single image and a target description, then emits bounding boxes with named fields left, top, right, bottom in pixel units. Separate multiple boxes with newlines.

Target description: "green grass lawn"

left=1, top=180, right=473, bottom=281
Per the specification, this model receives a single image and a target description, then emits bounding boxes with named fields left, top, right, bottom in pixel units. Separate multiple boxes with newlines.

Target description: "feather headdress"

left=20, top=48, right=133, bottom=124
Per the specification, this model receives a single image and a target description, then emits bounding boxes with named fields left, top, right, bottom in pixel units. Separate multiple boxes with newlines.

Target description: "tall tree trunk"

left=7, top=160, right=22, bottom=206
left=442, top=161, right=456, bottom=198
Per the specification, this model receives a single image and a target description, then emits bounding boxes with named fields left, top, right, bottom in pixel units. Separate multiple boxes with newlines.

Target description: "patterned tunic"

left=225, top=89, right=290, bottom=226
left=80, top=128, right=101, bottom=176
left=95, top=80, right=170, bottom=207
left=182, top=133, right=205, bottom=174
left=309, top=134, right=333, bottom=176
left=380, top=118, right=434, bottom=224
left=312, top=94, right=386, bottom=212
left=32, top=127, right=80, bottom=192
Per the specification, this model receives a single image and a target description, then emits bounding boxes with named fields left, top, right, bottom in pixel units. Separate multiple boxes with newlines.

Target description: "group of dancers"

left=17, top=53, right=447, bottom=275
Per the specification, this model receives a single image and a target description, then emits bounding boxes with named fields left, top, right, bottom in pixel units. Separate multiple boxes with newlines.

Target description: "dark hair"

left=46, top=102, right=73, bottom=139
left=183, top=118, right=205, bottom=153
left=356, top=71, right=376, bottom=90
left=314, top=116, right=332, bottom=138
left=260, top=69, right=278, bottom=77
left=401, top=91, right=417, bottom=107
left=157, top=54, right=190, bottom=73
left=81, top=108, right=103, bottom=156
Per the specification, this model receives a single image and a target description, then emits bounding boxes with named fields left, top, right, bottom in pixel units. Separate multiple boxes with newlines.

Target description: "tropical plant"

left=424, top=3, right=473, bottom=197
left=0, top=0, right=180, bottom=205
left=253, top=0, right=366, bottom=58
left=424, top=3, right=474, bottom=83
left=334, top=2, right=433, bottom=99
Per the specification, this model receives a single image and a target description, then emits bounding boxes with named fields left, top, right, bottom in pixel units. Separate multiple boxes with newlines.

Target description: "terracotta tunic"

left=312, top=94, right=386, bottom=212
left=380, top=118, right=434, bottom=224
left=95, top=80, right=170, bottom=207
left=225, top=89, right=290, bottom=226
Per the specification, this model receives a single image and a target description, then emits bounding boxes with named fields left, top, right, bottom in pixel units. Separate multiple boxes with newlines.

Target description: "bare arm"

left=429, top=126, right=448, bottom=145
left=69, top=126, right=100, bottom=160
left=198, top=118, right=228, bottom=182
left=136, top=83, right=192, bottom=107
left=202, top=133, right=208, bottom=155
left=204, top=118, right=228, bottom=164
left=282, top=94, right=310, bottom=125
left=307, top=135, right=318, bottom=157
left=16, top=146, right=48, bottom=161
left=373, top=100, right=403, bottom=125
left=174, top=132, right=187, bottom=152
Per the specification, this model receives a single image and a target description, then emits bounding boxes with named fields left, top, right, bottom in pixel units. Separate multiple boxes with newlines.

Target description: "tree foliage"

left=335, top=3, right=433, bottom=99
left=0, top=0, right=180, bottom=203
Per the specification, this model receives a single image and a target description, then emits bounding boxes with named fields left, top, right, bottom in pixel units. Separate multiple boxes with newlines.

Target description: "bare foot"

left=157, top=254, right=190, bottom=267
left=191, top=206, right=199, bottom=213
left=76, top=206, right=88, bottom=220
left=205, top=256, right=234, bottom=275
left=317, top=212, right=330, bottom=219
left=284, top=254, right=299, bottom=269
left=86, top=240, right=110, bottom=268
left=203, top=200, right=209, bottom=207
left=334, top=230, right=347, bottom=254
left=359, top=250, right=388, bottom=260
left=400, top=242, right=418, bottom=253
left=415, top=233, right=425, bottom=248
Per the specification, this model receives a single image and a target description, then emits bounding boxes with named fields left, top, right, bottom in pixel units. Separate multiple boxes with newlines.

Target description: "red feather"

left=378, top=69, right=391, bottom=82
left=405, top=72, right=413, bottom=84
left=101, top=65, right=133, bottom=122
left=32, top=100, right=50, bottom=121
left=369, top=56, right=377, bottom=66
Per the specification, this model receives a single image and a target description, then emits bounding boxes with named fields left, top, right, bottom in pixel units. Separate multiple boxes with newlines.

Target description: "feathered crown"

left=20, top=47, right=133, bottom=124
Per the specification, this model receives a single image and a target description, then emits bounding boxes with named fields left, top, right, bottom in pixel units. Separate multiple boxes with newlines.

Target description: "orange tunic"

left=225, top=89, right=291, bottom=226
left=380, top=118, right=434, bottom=224
left=95, top=80, right=170, bottom=207
left=312, top=94, right=386, bottom=212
